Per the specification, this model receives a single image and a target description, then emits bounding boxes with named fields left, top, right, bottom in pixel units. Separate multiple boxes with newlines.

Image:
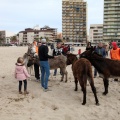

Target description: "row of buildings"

left=0, top=25, right=61, bottom=44
left=0, top=0, right=120, bottom=44
left=62, top=0, right=120, bottom=43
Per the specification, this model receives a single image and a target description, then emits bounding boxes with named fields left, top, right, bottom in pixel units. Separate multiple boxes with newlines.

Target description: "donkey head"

left=66, top=53, right=78, bottom=65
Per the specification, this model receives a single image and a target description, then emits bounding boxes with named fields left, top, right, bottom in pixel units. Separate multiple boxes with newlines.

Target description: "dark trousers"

left=94, top=68, right=97, bottom=77
left=34, top=63, right=40, bottom=79
left=19, top=80, right=27, bottom=92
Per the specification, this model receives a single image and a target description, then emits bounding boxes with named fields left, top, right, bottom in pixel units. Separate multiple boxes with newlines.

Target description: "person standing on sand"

left=33, top=40, right=41, bottom=82
left=110, top=42, right=120, bottom=81
left=15, top=57, right=30, bottom=94
left=94, top=42, right=106, bottom=78
left=53, top=42, right=63, bottom=76
left=38, top=39, right=57, bottom=92
left=86, top=42, right=93, bottom=51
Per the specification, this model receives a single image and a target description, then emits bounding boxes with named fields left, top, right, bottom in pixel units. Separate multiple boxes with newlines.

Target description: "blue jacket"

left=95, top=47, right=106, bottom=58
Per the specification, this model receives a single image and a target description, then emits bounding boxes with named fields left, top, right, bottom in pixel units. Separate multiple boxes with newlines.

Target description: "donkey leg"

left=65, top=70, right=68, bottom=83
left=74, top=77, right=78, bottom=91
left=82, top=86, right=86, bottom=105
left=103, top=78, right=109, bottom=95
left=89, top=78, right=99, bottom=105
left=79, top=80, right=86, bottom=105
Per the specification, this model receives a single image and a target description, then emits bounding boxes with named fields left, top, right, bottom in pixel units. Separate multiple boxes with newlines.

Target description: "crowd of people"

left=14, top=40, right=120, bottom=94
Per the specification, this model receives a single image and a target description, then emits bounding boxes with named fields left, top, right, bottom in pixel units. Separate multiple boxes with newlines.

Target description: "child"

left=15, top=57, right=30, bottom=94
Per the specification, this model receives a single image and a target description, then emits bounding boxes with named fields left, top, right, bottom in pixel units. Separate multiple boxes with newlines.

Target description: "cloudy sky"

left=0, top=0, right=104, bottom=33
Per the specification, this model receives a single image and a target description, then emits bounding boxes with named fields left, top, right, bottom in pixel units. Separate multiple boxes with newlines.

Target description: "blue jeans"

left=40, top=61, right=50, bottom=89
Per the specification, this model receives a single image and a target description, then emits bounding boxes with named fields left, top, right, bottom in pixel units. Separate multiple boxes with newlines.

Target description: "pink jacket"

left=15, top=63, right=30, bottom=81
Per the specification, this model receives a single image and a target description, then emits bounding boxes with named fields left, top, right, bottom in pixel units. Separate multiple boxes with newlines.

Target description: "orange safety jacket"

left=110, top=48, right=120, bottom=60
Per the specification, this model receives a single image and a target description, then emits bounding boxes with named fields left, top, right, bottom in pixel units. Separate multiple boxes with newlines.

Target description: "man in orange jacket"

left=110, top=42, right=120, bottom=81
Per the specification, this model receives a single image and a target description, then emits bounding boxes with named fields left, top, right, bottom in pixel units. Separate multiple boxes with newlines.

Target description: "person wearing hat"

left=38, top=39, right=57, bottom=91
left=110, top=42, right=120, bottom=81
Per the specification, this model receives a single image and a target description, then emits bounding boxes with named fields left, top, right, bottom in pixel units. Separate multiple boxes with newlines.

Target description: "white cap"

left=41, top=39, right=46, bottom=43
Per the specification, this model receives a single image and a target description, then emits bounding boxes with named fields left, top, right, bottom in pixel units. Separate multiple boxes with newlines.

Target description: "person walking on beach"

left=110, top=42, right=120, bottom=81
left=38, top=39, right=57, bottom=92
left=15, top=57, right=30, bottom=94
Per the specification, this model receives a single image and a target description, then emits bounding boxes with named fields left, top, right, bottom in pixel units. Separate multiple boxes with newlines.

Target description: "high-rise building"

left=103, top=0, right=120, bottom=42
left=89, top=24, right=103, bottom=43
left=62, top=0, right=87, bottom=43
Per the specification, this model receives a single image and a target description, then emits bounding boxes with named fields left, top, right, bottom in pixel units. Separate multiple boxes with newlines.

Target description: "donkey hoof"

left=96, top=103, right=100, bottom=106
left=82, top=102, right=86, bottom=105
left=60, top=80, right=63, bottom=82
left=102, top=92, right=108, bottom=95
left=65, top=81, right=67, bottom=83
left=74, top=89, right=78, bottom=91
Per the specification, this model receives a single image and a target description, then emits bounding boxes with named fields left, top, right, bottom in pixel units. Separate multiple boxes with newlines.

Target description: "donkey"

left=27, top=55, right=68, bottom=82
left=66, top=54, right=99, bottom=105
left=80, top=49, right=120, bottom=95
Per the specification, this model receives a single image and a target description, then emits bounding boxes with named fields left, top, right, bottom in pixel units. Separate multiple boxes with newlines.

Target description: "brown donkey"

left=67, top=54, right=99, bottom=105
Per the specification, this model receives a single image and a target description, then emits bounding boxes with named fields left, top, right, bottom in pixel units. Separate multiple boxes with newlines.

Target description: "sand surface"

left=0, top=46, right=120, bottom=120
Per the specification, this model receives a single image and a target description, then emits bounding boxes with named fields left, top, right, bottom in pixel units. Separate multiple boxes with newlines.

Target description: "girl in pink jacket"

left=15, top=57, right=30, bottom=94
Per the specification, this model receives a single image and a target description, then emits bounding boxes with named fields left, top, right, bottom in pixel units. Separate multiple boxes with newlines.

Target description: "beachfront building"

left=89, top=24, right=103, bottom=43
left=62, top=0, right=87, bottom=43
left=18, top=26, right=57, bottom=44
left=0, top=30, right=15, bottom=43
left=103, top=0, right=120, bottom=42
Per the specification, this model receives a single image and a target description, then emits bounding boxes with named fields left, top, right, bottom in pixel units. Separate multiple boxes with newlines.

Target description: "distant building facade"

left=89, top=24, right=103, bottom=43
left=0, top=30, right=15, bottom=43
left=103, top=0, right=120, bottom=42
left=57, top=32, right=62, bottom=39
left=18, top=26, right=57, bottom=44
left=62, top=0, right=87, bottom=43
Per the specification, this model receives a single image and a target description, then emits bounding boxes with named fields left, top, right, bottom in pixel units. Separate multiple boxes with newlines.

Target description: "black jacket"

left=38, top=44, right=54, bottom=61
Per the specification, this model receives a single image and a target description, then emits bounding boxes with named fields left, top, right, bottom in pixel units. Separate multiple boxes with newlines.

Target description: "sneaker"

left=36, top=79, right=40, bottom=82
left=44, top=88, right=52, bottom=92
left=53, top=74, right=56, bottom=76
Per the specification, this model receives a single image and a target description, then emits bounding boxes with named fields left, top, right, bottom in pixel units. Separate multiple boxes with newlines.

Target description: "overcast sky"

left=0, top=0, right=104, bottom=33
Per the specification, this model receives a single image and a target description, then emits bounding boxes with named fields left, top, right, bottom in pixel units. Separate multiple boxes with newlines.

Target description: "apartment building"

left=62, top=0, right=87, bottom=43
left=89, top=24, right=103, bottom=43
left=18, top=26, right=57, bottom=44
left=103, top=0, right=120, bottom=42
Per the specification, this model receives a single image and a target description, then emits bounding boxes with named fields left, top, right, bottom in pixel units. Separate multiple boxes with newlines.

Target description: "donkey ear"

left=91, top=46, right=96, bottom=51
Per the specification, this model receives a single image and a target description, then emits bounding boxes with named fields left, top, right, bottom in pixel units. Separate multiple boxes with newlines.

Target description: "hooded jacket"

left=15, top=63, right=30, bottom=81
left=110, top=42, right=120, bottom=60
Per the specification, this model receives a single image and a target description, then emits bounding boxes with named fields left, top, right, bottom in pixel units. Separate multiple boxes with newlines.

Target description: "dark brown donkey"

left=67, top=54, right=99, bottom=105
left=80, top=49, right=120, bottom=95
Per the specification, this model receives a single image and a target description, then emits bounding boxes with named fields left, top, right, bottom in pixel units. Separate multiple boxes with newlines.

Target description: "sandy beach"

left=0, top=46, right=120, bottom=120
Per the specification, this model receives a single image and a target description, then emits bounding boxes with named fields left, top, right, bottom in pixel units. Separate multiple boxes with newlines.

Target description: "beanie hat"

left=112, top=42, right=118, bottom=50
